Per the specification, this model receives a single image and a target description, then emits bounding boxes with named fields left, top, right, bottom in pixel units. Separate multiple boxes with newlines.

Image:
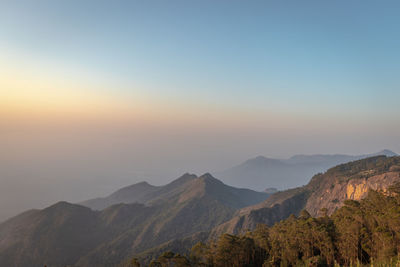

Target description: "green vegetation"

left=307, top=156, right=400, bottom=190
left=2, top=156, right=399, bottom=266
left=325, top=156, right=400, bottom=181
left=148, top=183, right=400, bottom=266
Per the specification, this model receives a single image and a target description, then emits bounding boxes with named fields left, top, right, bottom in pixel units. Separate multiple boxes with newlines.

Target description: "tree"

left=129, top=257, right=141, bottom=267
left=154, top=186, right=400, bottom=267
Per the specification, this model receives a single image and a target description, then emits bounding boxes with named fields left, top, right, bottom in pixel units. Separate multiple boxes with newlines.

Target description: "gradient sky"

left=1, top=0, right=400, bottom=220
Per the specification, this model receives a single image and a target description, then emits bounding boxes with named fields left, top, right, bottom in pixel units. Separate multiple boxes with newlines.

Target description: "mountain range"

left=0, top=173, right=270, bottom=267
left=1, top=153, right=399, bottom=266
left=80, top=173, right=269, bottom=211
left=212, top=155, right=400, bottom=237
left=215, top=149, right=397, bottom=191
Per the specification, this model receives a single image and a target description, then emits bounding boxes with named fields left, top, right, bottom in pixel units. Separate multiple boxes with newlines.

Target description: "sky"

left=1, top=0, right=400, bottom=220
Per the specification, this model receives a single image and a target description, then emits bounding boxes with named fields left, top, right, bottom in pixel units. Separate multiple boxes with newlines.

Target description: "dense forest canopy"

left=138, top=183, right=400, bottom=267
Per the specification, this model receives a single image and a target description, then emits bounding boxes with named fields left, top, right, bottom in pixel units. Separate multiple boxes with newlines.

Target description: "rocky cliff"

left=211, top=156, right=400, bottom=236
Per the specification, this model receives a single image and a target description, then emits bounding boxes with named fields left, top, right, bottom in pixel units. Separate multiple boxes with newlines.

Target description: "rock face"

left=210, top=188, right=309, bottom=237
left=305, top=171, right=400, bottom=216
left=212, top=156, right=400, bottom=236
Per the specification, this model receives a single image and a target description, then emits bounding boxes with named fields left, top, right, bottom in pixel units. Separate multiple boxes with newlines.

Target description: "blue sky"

left=1, top=1, right=400, bottom=219
left=2, top=0, right=400, bottom=118
left=1, top=0, right=400, bottom=156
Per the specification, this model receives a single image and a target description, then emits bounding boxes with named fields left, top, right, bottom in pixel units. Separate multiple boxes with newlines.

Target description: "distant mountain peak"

left=218, top=149, right=399, bottom=191
left=176, top=172, right=198, bottom=181
left=289, top=153, right=346, bottom=160
left=243, top=155, right=285, bottom=166
left=377, top=149, right=397, bottom=157
left=166, top=173, right=197, bottom=188
left=135, top=181, right=151, bottom=186
left=45, top=201, right=80, bottom=210
left=43, top=201, right=91, bottom=215
left=198, top=172, right=216, bottom=180
left=196, top=173, right=226, bottom=188
left=254, top=155, right=269, bottom=160
left=247, top=155, right=272, bottom=162
left=80, top=173, right=199, bottom=210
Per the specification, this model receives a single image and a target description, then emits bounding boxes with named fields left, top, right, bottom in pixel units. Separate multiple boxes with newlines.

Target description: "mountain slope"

left=212, top=155, right=400, bottom=236
left=216, top=149, right=397, bottom=190
left=0, top=202, right=110, bottom=267
left=80, top=172, right=268, bottom=211
left=0, top=173, right=270, bottom=267
left=80, top=173, right=197, bottom=210
left=80, top=181, right=160, bottom=210
left=77, top=174, right=270, bottom=265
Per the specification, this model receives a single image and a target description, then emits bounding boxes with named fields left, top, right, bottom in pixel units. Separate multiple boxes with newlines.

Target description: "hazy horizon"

left=1, top=0, right=400, bottom=221
left=0, top=148, right=397, bottom=222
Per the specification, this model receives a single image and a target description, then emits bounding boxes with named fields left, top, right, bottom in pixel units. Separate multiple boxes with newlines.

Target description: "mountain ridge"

left=0, top=173, right=270, bottom=267
left=211, top=155, right=400, bottom=237
left=2, top=154, right=399, bottom=266
left=216, top=149, right=397, bottom=190
left=80, top=173, right=268, bottom=211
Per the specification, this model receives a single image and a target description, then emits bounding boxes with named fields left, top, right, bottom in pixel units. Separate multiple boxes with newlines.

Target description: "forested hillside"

left=146, top=184, right=400, bottom=267
left=213, top=156, right=400, bottom=236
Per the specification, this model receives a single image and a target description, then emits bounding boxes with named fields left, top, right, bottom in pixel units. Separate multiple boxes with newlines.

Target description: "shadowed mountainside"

left=107, top=155, right=400, bottom=265
left=0, top=173, right=270, bottom=267
left=80, top=173, right=268, bottom=211
left=2, top=155, right=399, bottom=266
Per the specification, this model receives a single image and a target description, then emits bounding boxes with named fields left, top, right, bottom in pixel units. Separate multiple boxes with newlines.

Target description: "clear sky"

left=0, top=0, right=399, bottom=220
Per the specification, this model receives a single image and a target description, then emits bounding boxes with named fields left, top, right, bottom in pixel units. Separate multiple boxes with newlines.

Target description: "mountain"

left=80, top=173, right=268, bottom=211
left=0, top=173, right=270, bottom=267
left=80, top=181, right=160, bottom=210
left=2, top=155, right=399, bottom=266
left=0, top=202, right=110, bottom=267
left=169, top=185, right=400, bottom=267
left=79, top=173, right=197, bottom=210
left=211, top=155, right=400, bottom=236
left=128, top=155, right=400, bottom=264
left=216, top=149, right=397, bottom=191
